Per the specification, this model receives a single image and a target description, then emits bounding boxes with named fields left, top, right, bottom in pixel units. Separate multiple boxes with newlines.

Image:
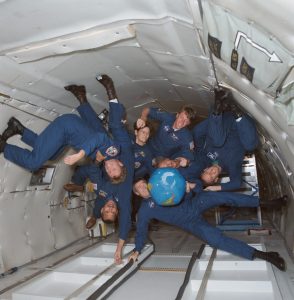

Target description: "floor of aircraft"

left=1, top=215, right=294, bottom=299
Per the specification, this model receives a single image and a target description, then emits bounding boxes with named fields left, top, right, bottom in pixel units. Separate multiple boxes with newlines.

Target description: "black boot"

left=230, top=102, right=243, bottom=119
left=213, top=87, right=229, bottom=115
left=253, top=250, right=286, bottom=271
left=213, top=98, right=222, bottom=115
left=2, top=117, right=25, bottom=141
left=260, top=195, right=288, bottom=209
left=96, top=74, right=118, bottom=100
left=0, top=135, right=6, bottom=153
left=64, top=84, right=87, bottom=104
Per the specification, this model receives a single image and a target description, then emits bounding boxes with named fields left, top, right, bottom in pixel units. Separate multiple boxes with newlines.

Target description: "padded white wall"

left=0, top=103, right=87, bottom=272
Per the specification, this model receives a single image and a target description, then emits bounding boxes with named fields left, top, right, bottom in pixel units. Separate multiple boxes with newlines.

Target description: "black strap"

left=86, top=260, right=134, bottom=300
left=175, top=244, right=206, bottom=300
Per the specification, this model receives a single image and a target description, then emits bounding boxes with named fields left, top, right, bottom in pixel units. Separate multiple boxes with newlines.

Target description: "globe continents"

left=148, top=168, right=186, bottom=206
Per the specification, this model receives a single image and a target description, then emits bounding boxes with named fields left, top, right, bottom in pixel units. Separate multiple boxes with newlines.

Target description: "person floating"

left=129, top=179, right=286, bottom=271
left=0, top=114, right=122, bottom=180
left=64, top=74, right=134, bottom=264
left=192, top=87, right=258, bottom=191
left=138, top=103, right=196, bottom=163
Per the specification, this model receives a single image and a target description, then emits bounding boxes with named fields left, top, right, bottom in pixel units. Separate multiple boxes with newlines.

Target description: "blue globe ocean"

left=148, top=168, right=186, bottom=206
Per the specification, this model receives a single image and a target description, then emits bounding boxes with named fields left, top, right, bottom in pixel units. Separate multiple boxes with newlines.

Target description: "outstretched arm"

left=108, top=101, right=131, bottom=144
left=140, top=107, right=150, bottom=121
left=114, top=238, right=125, bottom=264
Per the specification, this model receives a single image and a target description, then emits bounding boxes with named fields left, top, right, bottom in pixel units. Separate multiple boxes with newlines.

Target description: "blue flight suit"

left=178, top=169, right=203, bottom=193
left=192, top=112, right=258, bottom=191
left=147, top=108, right=194, bottom=161
left=134, top=191, right=259, bottom=260
left=178, top=150, right=207, bottom=183
left=76, top=101, right=134, bottom=241
left=132, top=140, right=154, bottom=179
left=4, top=114, right=119, bottom=171
left=71, top=164, right=119, bottom=217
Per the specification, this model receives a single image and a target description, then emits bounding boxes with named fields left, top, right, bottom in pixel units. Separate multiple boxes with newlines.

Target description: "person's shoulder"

left=141, top=143, right=152, bottom=152
left=140, top=197, right=156, bottom=210
left=160, top=114, right=175, bottom=126
left=129, top=132, right=136, bottom=142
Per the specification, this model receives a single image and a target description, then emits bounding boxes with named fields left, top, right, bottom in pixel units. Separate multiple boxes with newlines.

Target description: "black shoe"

left=0, top=135, right=6, bottom=153
left=260, top=195, right=288, bottom=209
left=64, top=84, right=87, bottom=104
left=253, top=250, right=286, bottom=271
left=96, top=74, right=118, bottom=100
left=2, top=117, right=25, bottom=141
left=267, top=253, right=286, bottom=271
left=213, top=87, right=230, bottom=115
left=214, top=87, right=229, bottom=101
left=213, top=98, right=222, bottom=115
left=63, top=183, right=84, bottom=192
left=214, top=88, right=243, bottom=118
left=230, top=102, right=243, bottom=119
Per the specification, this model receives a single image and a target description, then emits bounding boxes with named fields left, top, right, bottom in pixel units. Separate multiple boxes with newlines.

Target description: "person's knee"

left=198, top=227, right=223, bottom=248
left=29, top=162, right=43, bottom=171
left=28, top=156, right=45, bottom=171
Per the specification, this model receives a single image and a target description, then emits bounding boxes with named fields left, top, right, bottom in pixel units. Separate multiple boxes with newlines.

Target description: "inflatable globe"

left=148, top=168, right=186, bottom=206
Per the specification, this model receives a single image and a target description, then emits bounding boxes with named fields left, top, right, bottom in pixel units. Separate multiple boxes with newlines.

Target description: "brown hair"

left=109, top=165, right=127, bottom=184
left=153, top=156, right=168, bottom=168
left=179, top=105, right=196, bottom=120
left=133, top=120, right=152, bottom=133
left=132, top=178, right=147, bottom=193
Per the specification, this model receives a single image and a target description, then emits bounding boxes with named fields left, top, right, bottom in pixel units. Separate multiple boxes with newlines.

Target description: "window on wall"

left=29, top=166, right=55, bottom=186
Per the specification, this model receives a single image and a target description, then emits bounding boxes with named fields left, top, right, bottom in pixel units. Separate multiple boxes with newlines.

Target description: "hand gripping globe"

left=148, top=168, right=186, bottom=206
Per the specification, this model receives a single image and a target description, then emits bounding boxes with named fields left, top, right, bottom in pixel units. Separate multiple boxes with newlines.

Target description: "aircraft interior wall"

left=0, top=0, right=293, bottom=275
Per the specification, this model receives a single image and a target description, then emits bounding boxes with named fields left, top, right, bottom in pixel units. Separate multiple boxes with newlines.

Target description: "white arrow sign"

left=234, top=31, right=282, bottom=63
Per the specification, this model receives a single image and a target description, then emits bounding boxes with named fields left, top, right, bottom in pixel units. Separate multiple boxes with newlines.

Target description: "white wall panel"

left=0, top=192, right=32, bottom=270
left=0, top=0, right=193, bottom=52
left=0, top=104, right=87, bottom=271
left=207, top=0, right=294, bottom=51
left=50, top=207, right=87, bottom=249
left=135, top=21, right=204, bottom=57
left=147, top=52, right=212, bottom=87
left=202, top=1, right=293, bottom=95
